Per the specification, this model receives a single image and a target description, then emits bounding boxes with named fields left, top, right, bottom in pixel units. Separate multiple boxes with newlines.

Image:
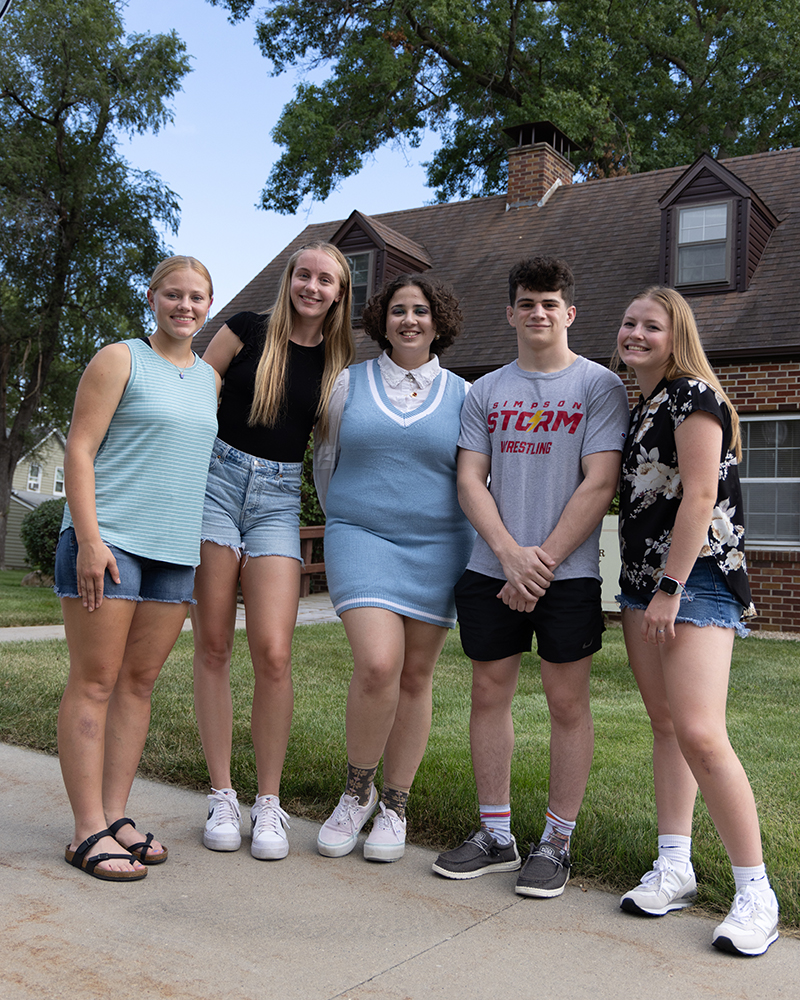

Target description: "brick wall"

left=507, top=143, right=574, bottom=206
left=615, top=358, right=800, bottom=632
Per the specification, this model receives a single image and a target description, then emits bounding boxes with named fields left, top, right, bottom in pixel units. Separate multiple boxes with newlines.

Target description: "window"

left=54, top=466, right=65, bottom=496
left=346, top=252, right=373, bottom=321
left=739, top=415, right=800, bottom=546
left=676, top=203, right=730, bottom=286
left=27, top=463, right=42, bottom=492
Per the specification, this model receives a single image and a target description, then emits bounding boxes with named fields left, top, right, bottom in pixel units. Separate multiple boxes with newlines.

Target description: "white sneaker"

left=363, top=802, right=407, bottom=862
left=712, top=885, right=779, bottom=956
left=250, top=795, right=290, bottom=860
left=317, top=786, right=378, bottom=858
left=203, top=788, right=241, bottom=851
left=620, top=856, right=697, bottom=916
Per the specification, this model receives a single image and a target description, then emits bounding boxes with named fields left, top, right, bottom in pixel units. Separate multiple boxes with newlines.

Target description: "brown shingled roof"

left=194, top=147, right=800, bottom=377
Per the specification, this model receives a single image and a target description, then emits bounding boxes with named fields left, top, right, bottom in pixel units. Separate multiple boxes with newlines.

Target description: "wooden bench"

left=299, top=524, right=325, bottom=597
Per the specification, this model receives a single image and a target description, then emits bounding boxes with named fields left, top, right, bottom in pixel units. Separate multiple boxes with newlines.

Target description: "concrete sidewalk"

left=1, top=742, right=795, bottom=1000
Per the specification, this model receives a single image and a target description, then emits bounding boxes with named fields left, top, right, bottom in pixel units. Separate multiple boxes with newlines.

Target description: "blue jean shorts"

left=54, top=527, right=196, bottom=603
left=617, top=557, right=749, bottom=637
left=200, top=437, right=303, bottom=561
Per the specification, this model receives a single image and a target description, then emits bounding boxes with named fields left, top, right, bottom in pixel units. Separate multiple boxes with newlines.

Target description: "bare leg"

left=102, top=599, right=189, bottom=852
left=661, top=623, right=763, bottom=867
left=340, top=607, right=407, bottom=767
left=380, top=618, right=448, bottom=790
left=469, top=655, right=522, bottom=804
left=622, top=608, right=697, bottom=835
left=539, top=655, right=594, bottom=822
left=191, top=542, right=241, bottom=789
left=240, top=554, right=301, bottom=796
left=58, top=596, right=143, bottom=874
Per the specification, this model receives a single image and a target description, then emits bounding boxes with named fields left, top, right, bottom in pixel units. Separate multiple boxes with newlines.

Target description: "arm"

left=642, top=410, right=722, bottom=644
left=457, top=448, right=556, bottom=611
left=312, top=370, right=349, bottom=515
left=62, top=343, right=132, bottom=611
left=201, top=323, right=243, bottom=379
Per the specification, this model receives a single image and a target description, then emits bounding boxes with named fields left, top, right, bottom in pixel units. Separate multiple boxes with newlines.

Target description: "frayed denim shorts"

left=617, top=557, right=749, bottom=638
left=200, top=437, right=303, bottom=561
left=54, top=527, right=196, bottom=603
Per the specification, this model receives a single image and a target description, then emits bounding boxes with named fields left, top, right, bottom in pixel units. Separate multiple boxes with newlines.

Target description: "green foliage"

left=209, top=0, right=800, bottom=212
left=0, top=0, right=190, bottom=564
left=300, top=439, right=324, bottom=526
left=19, top=498, right=66, bottom=576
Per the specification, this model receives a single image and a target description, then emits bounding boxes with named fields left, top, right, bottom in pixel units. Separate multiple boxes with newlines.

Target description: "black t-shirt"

left=215, top=311, right=325, bottom=462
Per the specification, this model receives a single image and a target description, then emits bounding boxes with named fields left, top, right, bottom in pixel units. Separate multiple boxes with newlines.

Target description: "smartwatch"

left=657, top=575, right=684, bottom=597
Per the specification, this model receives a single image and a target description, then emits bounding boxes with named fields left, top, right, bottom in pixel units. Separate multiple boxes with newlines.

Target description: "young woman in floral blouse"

left=614, top=287, right=778, bottom=957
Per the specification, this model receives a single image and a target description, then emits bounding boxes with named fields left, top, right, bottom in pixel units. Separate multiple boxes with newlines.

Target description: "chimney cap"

left=503, top=121, right=581, bottom=158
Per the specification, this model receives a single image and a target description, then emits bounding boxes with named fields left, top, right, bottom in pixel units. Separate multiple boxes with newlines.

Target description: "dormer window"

left=676, top=202, right=731, bottom=286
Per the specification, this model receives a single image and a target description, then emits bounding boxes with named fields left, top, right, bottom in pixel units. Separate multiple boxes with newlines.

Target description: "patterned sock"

left=541, top=808, right=576, bottom=851
left=345, top=760, right=379, bottom=806
left=732, top=863, right=771, bottom=894
left=657, top=833, right=693, bottom=873
left=381, top=781, right=411, bottom=819
left=479, top=804, right=512, bottom=846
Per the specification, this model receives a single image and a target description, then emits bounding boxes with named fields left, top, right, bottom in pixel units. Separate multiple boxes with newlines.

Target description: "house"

left=196, top=123, right=800, bottom=632
left=7, top=429, right=66, bottom=569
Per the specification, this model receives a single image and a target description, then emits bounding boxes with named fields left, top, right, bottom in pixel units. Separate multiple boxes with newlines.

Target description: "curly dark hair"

left=508, top=256, right=575, bottom=308
left=362, top=274, right=463, bottom=357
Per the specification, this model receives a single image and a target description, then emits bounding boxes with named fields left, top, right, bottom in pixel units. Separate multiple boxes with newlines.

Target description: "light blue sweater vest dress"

left=324, top=358, right=476, bottom=627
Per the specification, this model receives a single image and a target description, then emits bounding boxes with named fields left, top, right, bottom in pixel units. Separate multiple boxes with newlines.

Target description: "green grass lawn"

left=0, top=569, right=63, bottom=626
left=0, top=620, right=797, bottom=929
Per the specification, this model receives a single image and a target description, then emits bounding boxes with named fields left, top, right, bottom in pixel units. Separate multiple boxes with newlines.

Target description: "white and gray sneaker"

left=363, top=802, right=407, bottom=862
left=250, top=795, right=291, bottom=860
left=317, top=786, right=378, bottom=858
left=620, top=856, right=698, bottom=916
left=712, top=885, right=779, bottom=956
left=203, top=788, right=241, bottom=851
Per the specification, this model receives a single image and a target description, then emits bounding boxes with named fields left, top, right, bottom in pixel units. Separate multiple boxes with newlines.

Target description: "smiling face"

left=147, top=268, right=213, bottom=342
left=617, top=296, right=674, bottom=392
left=506, top=286, right=576, bottom=358
left=289, top=248, right=343, bottom=324
left=384, top=284, right=437, bottom=368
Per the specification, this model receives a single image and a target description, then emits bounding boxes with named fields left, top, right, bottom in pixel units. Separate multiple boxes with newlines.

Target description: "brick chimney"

left=504, top=122, right=579, bottom=208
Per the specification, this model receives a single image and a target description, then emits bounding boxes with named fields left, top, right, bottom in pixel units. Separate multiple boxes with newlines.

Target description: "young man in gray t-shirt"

left=433, top=256, right=629, bottom=897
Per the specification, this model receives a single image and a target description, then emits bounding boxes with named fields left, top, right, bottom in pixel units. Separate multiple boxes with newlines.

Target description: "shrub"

left=20, top=497, right=66, bottom=576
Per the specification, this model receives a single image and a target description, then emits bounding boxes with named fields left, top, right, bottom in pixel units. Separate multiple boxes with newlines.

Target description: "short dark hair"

left=362, top=274, right=463, bottom=357
left=508, top=256, right=575, bottom=308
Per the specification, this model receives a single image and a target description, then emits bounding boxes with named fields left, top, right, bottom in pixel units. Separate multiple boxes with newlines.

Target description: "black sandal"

left=108, top=817, right=168, bottom=864
left=64, top=828, right=147, bottom=881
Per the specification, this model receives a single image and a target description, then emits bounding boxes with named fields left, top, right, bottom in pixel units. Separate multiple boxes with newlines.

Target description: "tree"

left=209, top=0, right=800, bottom=212
left=0, top=0, right=190, bottom=566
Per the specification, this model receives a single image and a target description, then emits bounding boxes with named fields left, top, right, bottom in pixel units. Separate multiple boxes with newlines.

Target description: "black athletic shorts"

left=455, top=569, right=605, bottom=664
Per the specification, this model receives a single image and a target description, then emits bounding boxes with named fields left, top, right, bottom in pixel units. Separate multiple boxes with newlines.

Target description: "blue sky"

left=124, top=0, right=439, bottom=315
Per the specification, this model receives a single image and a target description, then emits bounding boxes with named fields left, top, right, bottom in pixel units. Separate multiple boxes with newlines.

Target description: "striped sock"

left=542, top=808, right=576, bottom=850
left=479, top=804, right=512, bottom=846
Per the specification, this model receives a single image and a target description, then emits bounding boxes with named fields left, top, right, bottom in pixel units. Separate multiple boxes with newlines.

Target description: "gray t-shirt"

left=458, top=356, right=629, bottom=582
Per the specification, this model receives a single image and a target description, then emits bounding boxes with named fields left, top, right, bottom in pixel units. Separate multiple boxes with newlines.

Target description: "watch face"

left=659, top=577, right=678, bottom=595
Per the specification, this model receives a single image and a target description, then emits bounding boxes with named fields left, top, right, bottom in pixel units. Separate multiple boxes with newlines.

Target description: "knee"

left=353, top=656, right=399, bottom=699
left=398, top=659, right=435, bottom=700
left=251, top=644, right=293, bottom=686
left=545, top=688, right=591, bottom=729
left=194, top=636, right=234, bottom=676
left=471, top=673, right=514, bottom=715
left=673, top=720, right=728, bottom=766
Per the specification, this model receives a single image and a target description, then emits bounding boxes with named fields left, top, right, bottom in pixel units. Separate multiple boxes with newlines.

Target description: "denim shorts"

left=617, top=557, right=749, bottom=637
left=200, top=437, right=303, bottom=561
left=54, top=527, right=196, bottom=603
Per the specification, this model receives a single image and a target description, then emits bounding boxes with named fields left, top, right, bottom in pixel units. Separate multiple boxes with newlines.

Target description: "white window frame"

left=346, top=251, right=374, bottom=322
left=674, top=201, right=732, bottom=288
left=27, top=462, right=42, bottom=492
left=53, top=466, right=65, bottom=496
left=739, top=414, right=800, bottom=548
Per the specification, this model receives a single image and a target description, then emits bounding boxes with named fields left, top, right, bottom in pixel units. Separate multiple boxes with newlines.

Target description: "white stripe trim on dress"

left=365, top=358, right=449, bottom=427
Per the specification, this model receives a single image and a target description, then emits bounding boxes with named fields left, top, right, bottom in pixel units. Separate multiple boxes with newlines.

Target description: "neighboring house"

left=7, top=429, right=66, bottom=569
left=196, top=123, right=799, bottom=632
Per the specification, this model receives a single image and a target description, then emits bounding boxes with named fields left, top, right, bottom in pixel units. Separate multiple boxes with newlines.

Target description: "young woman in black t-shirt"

left=192, top=242, right=353, bottom=860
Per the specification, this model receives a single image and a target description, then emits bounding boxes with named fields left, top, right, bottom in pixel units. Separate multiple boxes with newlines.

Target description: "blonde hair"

left=614, top=286, right=741, bottom=459
left=248, top=242, right=354, bottom=439
left=150, top=255, right=213, bottom=298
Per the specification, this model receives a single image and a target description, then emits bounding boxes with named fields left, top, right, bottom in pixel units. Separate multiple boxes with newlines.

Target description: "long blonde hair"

left=248, top=242, right=354, bottom=439
left=614, top=286, right=741, bottom=459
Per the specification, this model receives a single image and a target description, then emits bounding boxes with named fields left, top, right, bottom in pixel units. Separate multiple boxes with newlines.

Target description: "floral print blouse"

left=619, top=376, right=755, bottom=617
